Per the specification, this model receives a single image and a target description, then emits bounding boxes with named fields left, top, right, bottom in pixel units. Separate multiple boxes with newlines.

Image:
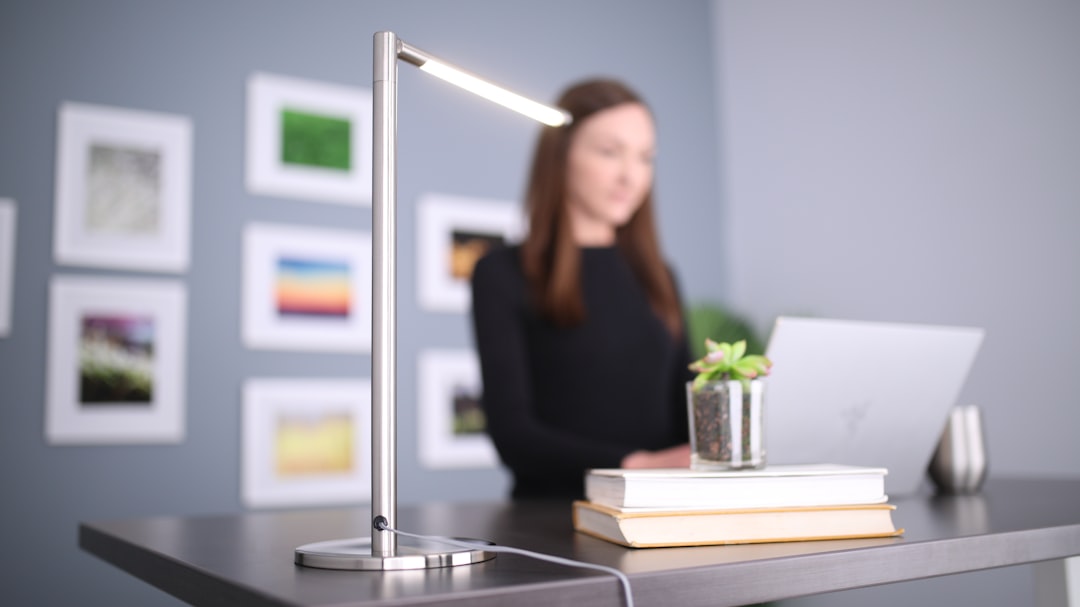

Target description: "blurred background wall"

left=0, top=2, right=724, bottom=604
left=713, top=2, right=1079, bottom=604
left=0, top=0, right=1075, bottom=605
left=715, top=0, right=1079, bottom=483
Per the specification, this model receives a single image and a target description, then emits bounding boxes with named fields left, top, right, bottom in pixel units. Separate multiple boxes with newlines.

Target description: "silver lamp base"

left=295, top=536, right=496, bottom=571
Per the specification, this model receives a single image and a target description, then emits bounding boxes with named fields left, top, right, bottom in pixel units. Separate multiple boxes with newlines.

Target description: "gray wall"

left=4, top=0, right=1073, bottom=604
left=712, top=1, right=1080, bottom=605
left=0, top=1, right=723, bottom=604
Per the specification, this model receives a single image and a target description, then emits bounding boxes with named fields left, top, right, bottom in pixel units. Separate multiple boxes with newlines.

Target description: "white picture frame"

left=242, top=222, right=372, bottom=352
left=417, top=349, right=498, bottom=469
left=417, top=193, right=525, bottom=313
left=246, top=72, right=373, bottom=205
left=54, top=102, right=192, bottom=272
left=242, top=378, right=371, bottom=508
left=46, top=276, right=187, bottom=444
left=0, top=199, right=15, bottom=337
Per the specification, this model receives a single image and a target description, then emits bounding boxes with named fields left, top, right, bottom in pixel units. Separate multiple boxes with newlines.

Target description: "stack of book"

left=573, top=463, right=903, bottom=548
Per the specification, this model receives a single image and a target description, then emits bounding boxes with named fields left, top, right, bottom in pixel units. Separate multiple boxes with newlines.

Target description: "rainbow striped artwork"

left=275, top=256, right=351, bottom=319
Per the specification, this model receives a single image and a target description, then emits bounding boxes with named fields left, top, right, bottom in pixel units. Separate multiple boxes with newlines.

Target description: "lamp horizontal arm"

left=396, top=39, right=572, bottom=127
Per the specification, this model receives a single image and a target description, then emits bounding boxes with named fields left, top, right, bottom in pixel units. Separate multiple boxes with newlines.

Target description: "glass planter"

left=686, top=379, right=766, bottom=470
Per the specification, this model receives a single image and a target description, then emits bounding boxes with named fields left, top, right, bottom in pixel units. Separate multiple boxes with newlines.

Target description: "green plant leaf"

left=731, top=340, right=747, bottom=362
left=688, top=334, right=773, bottom=392
left=718, top=341, right=733, bottom=364
left=731, top=359, right=761, bottom=379
left=739, top=354, right=773, bottom=376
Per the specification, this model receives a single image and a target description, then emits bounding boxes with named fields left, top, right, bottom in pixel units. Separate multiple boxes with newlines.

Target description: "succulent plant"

left=689, top=339, right=772, bottom=392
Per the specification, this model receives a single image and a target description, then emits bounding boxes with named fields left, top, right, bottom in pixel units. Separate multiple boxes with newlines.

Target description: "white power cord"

left=373, top=517, right=634, bottom=607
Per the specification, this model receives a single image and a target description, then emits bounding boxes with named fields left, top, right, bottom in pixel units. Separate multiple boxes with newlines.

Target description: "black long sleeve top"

left=470, top=245, right=693, bottom=499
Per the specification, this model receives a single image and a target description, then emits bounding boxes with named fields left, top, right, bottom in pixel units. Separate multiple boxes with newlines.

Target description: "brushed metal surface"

left=295, top=536, right=495, bottom=571
left=370, top=28, right=399, bottom=559
left=929, top=405, right=989, bottom=493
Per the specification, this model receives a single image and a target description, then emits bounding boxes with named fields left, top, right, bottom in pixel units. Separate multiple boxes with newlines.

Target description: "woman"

left=470, top=78, right=693, bottom=499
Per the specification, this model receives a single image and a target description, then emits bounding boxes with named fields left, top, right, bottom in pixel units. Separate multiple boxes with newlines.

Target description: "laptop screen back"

left=763, top=316, right=984, bottom=495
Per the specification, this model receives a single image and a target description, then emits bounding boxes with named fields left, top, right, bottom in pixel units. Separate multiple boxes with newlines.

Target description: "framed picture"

left=53, top=102, right=192, bottom=272
left=417, top=349, right=498, bottom=469
left=242, top=378, right=371, bottom=508
left=0, top=199, right=15, bottom=337
left=243, top=223, right=371, bottom=352
left=417, top=193, right=525, bottom=312
left=46, top=276, right=187, bottom=444
left=246, top=72, right=372, bottom=205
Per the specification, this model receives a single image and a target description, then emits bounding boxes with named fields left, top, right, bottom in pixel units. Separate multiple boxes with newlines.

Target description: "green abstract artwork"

left=280, top=108, right=351, bottom=171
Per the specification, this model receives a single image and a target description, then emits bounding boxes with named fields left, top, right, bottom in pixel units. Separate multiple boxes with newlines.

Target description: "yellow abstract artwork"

left=275, top=413, right=354, bottom=476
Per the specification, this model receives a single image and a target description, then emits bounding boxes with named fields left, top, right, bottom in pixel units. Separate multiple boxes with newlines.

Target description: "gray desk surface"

left=80, top=477, right=1080, bottom=607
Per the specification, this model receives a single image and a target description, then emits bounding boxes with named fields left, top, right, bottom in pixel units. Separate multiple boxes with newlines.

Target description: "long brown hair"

left=520, top=78, right=682, bottom=336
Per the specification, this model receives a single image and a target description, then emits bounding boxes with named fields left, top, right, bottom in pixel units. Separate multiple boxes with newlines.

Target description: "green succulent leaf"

left=689, top=337, right=773, bottom=392
left=718, top=341, right=733, bottom=364
left=730, top=339, right=747, bottom=362
left=739, top=354, right=772, bottom=375
left=731, top=360, right=758, bottom=379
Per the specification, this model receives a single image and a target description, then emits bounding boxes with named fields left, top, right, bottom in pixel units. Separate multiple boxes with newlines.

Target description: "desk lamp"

left=294, top=31, right=571, bottom=571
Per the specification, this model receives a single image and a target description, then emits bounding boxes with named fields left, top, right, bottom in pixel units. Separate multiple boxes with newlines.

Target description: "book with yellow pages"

left=572, top=500, right=903, bottom=548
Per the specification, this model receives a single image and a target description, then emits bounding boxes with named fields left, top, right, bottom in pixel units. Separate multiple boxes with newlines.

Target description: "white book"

left=585, top=463, right=888, bottom=510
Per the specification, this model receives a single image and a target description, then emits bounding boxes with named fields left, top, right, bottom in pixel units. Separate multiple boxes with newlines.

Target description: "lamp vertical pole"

left=371, top=30, right=398, bottom=557
left=296, top=30, right=531, bottom=569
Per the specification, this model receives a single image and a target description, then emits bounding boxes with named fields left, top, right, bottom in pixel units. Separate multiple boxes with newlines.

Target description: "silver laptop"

left=763, top=316, right=984, bottom=496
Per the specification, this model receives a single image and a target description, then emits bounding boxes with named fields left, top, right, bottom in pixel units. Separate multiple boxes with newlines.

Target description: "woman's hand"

left=620, top=443, right=690, bottom=469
